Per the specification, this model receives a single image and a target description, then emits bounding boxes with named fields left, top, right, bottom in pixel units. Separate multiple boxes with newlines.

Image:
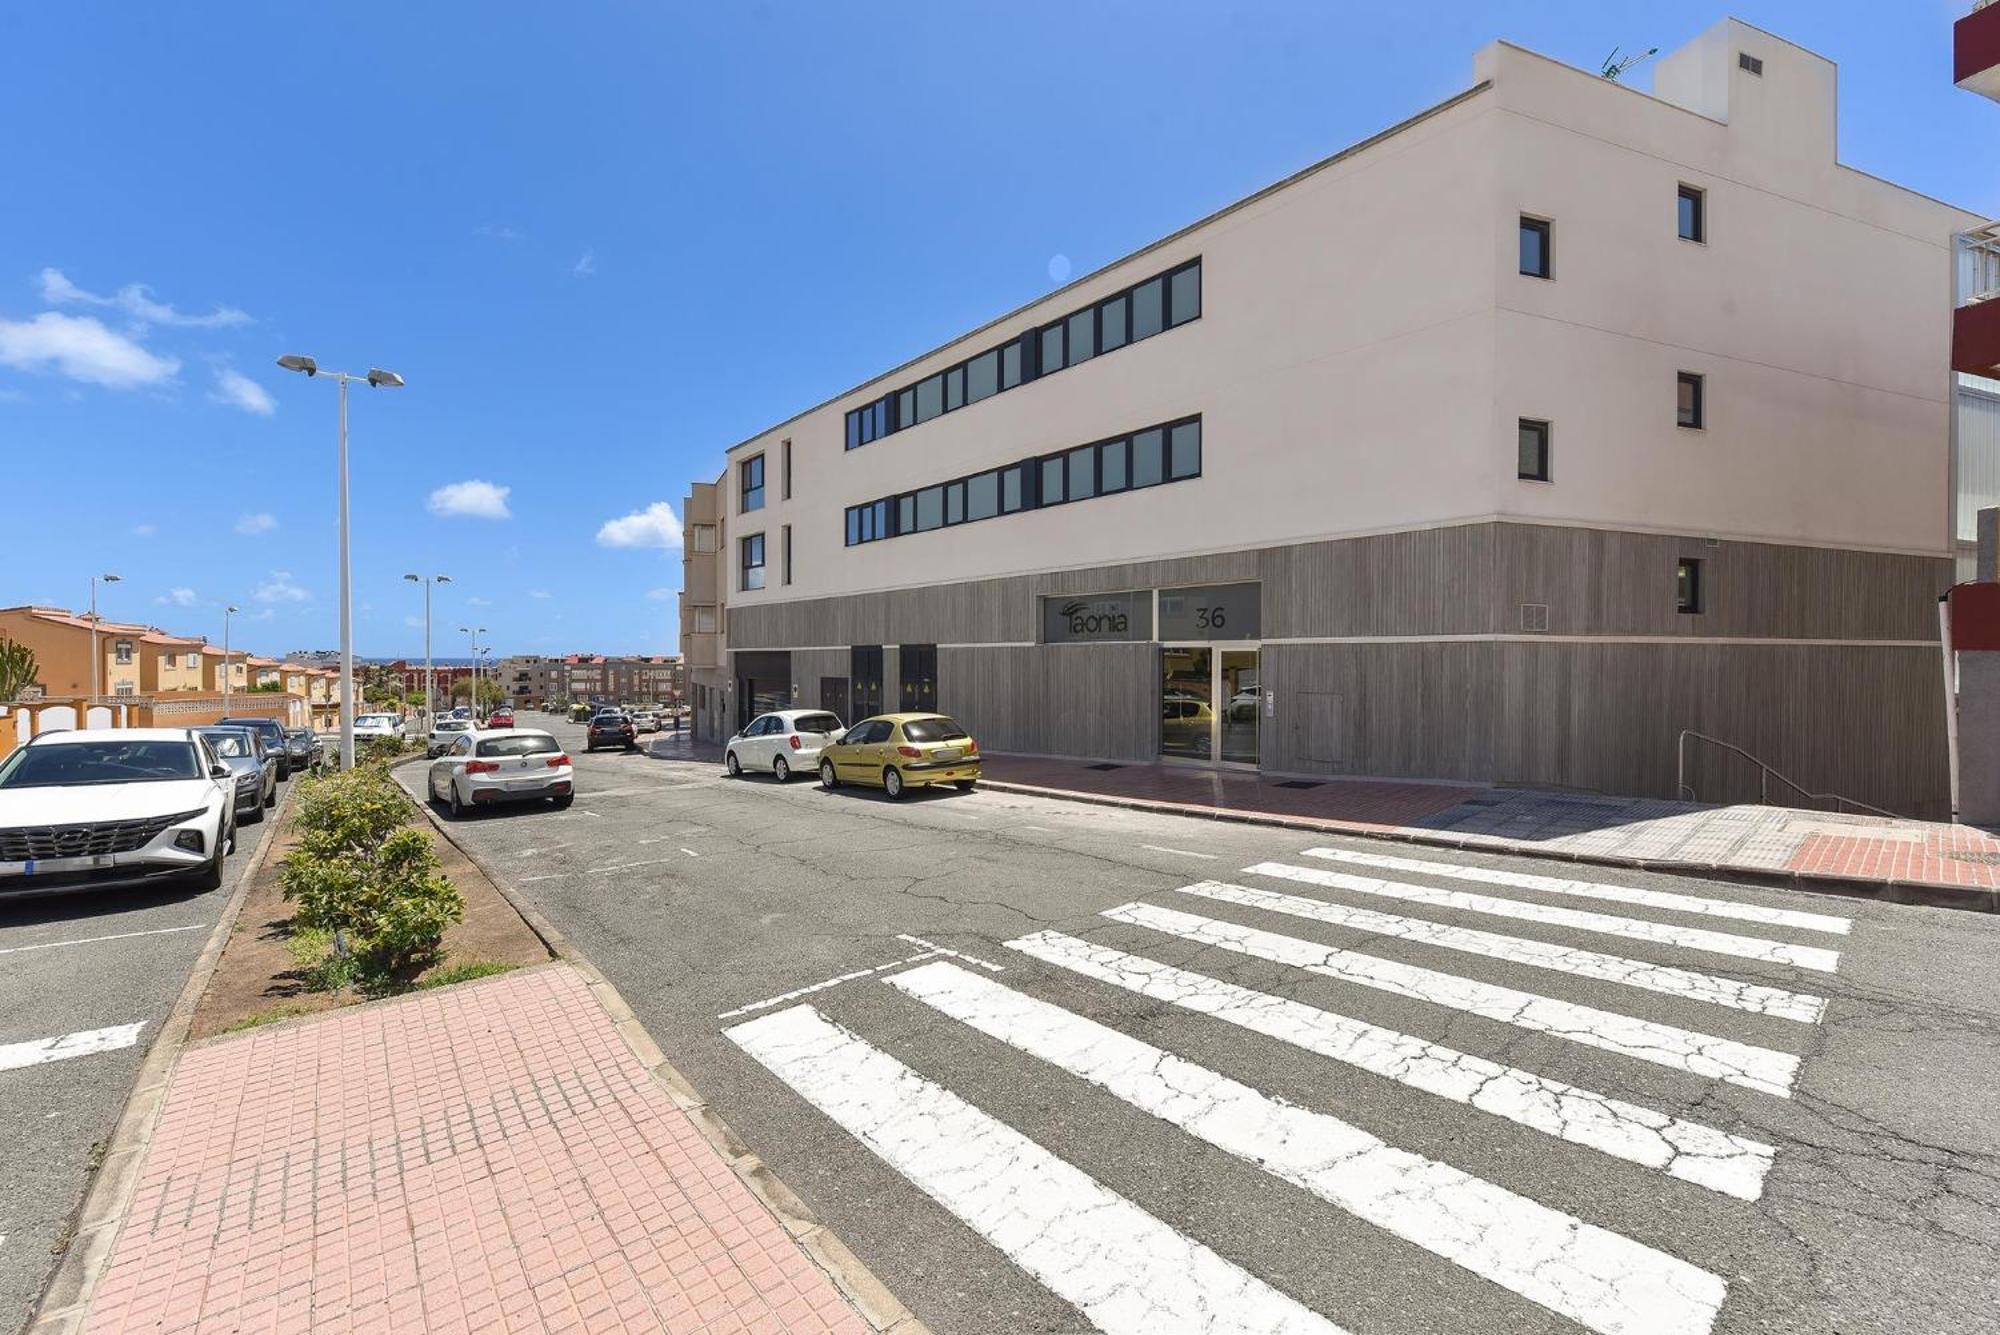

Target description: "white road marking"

left=0, top=924, right=207, bottom=957
left=1007, top=931, right=1774, bottom=1200
left=1018, top=824, right=1057, bottom=833
left=1166, top=880, right=1824, bottom=1022
left=1248, top=861, right=1840, bottom=973
left=573, top=788, right=648, bottom=800
left=1142, top=844, right=1218, bottom=860
left=582, top=857, right=682, bottom=875
left=717, top=952, right=943, bottom=1020
left=0, top=1023, right=147, bottom=1074
left=895, top=933, right=1005, bottom=972
left=1303, top=848, right=1852, bottom=936
left=890, top=962, right=1725, bottom=1335
left=728, top=1004, right=1346, bottom=1335
left=679, top=847, right=700, bottom=858
left=1116, top=901, right=1800, bottom=1097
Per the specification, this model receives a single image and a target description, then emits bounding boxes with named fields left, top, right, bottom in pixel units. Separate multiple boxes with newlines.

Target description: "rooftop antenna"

left=1600, top=45, right=1658, bottom=82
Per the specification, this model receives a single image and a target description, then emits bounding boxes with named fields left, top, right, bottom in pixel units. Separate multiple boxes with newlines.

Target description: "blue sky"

left=2, top=2, right=1992, bottom=659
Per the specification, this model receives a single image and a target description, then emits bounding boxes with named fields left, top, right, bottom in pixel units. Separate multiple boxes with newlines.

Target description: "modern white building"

left=684, top=19, right=1981, bottom=817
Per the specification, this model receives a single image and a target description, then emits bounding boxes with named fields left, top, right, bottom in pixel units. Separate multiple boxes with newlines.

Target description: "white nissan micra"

left=724, top=709, right=846, bottom=783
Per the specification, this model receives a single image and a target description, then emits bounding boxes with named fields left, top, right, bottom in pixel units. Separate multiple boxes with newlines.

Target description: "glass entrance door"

left=1159, top=647, right=1259, bottom=765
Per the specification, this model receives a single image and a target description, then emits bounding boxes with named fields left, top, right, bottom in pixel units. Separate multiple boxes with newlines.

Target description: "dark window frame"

left=781, top=523, right=792, bottom=586
left=739, top=453, right=765, bottom=513
left=1676, top=558, right=1704, bottom=615
left=1519, top=216, right=1552, bottom=279
left=1677, top=371, right=1706, bottom=429
left=1517, top=418, right=1551, bottom=482
left=1677, top=184, right=1706, bottom=244
left=739, top=532, right=766, bottom=591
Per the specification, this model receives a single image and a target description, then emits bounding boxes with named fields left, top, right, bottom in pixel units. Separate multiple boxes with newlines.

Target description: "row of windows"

left=843, top=259, right=1202, bottom=451
left=1516, top=184, right=1707, bottom=281
left=1514, top=373, right=1706, bottom=483
left=844, top=415, right=1203, bottom=547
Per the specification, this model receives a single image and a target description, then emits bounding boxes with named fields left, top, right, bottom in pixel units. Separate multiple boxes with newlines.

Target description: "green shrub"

left=281, top=766, right=463, bottom=993
left=419, top=960, right=520, bottom=990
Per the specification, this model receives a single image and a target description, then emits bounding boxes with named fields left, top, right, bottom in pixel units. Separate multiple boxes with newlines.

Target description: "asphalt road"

left=0, top=784, right=284, bottom=1335
left=408, top=714, right=2000, bottom=1335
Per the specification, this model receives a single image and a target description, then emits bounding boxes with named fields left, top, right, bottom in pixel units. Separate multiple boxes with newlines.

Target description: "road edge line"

left=401, top=759, right=932, bottom=1335
left=978, top=779, right=2000, bottom=915
left=27, top=785, right=294, bottom=1335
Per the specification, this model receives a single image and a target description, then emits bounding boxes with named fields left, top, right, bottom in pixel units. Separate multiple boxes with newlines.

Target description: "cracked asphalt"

left=407, top=715, right=2000, bottom=1335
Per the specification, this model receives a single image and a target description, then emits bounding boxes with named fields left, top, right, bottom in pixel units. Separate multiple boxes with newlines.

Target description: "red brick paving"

left=82, top=964, right=868, bottom=1335
left=1789, top=827, right=2000, bottom=888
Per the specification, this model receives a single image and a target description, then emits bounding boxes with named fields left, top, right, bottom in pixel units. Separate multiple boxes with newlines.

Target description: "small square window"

left=1676, top=558, right=1704, bottom=614
left=1678, top=185, right=1706, bottom=243
left=1738, top=52, right=1762, bottom=76
left=1519, top=217, right=1552, bottom=279
left=1517, top=418, right=1551, bottom=482
left=1677, top=372, right=1705, bottom=429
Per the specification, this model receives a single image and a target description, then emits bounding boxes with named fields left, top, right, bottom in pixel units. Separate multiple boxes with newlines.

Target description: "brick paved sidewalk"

left=979, top=754, right=2000, bottom=902
left=75, top=964, right=871, bottom=1335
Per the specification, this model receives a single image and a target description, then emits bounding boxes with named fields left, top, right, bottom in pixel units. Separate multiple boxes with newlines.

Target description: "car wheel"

left=883, top=766, right=906, bottom=800
left=726, top=751, right=742, bottom=777
left=276, top=761, right=290, bottom=781
left=773, top=756, right=791, bottom=783
left=448, top=782, right=466, bottom=819
left=820, top=760, right=838, bottom=789
left=954, top=779, right=977, bottom=792
left=264, top=782, right=277, bottom=808
left=189, top=833, right=225, bottom=891
left=551, top=793, right=574, bottom=810
left=243, top=800, right=265, bottom=825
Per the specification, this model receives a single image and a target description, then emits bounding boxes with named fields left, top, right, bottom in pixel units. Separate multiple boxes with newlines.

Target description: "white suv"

left=0, top=729, right=236, bottom=898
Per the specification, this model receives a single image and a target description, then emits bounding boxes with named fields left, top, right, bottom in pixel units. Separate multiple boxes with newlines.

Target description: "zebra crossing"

left=726, top=843, right=1852, bottom=1335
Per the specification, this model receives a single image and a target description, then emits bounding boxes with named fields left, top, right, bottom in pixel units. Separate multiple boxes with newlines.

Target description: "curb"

left=977, top=779, right=2000, bottom=914
left=28, top=786, right=295, bottom=1335
left=403, top=765, right=932, bottom=1335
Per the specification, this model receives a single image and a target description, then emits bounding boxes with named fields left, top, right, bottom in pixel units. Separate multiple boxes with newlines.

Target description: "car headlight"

left=174, top=829, right=205, bottom=854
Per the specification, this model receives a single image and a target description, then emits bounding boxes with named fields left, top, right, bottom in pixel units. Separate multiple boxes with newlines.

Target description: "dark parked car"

left=196, top=726, right=277, bottom=822
left=283, top=728, right=320, bottom=770
left=217, top=716, right=293, bottom=779
left=585, top=713, right=638, bottom=752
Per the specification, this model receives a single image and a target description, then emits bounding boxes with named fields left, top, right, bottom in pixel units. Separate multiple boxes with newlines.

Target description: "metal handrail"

left=1675, top=729, right=1897, bottom=818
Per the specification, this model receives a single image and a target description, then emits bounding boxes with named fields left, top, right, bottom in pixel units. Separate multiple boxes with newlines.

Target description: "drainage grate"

left=1274, top=780, right=1323, bottom=790
left=1085, top=763, right=1126, bottom=772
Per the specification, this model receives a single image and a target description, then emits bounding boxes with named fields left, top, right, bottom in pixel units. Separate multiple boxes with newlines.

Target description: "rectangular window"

left=1517, top=418, right=1551, bottom=481
left=967, top=470, right=1000, bottom=521
left=846, top=507, right=860, bottom=546
left=967, top=349, right=999, bottom=403
left=1100, top=296, right=1127, bottom=352
left=740, top=454, right=765, bottom=512
left=1168, top=419, right=1202, bottom=479
left=1132, top=277, right=1165, bottom=340
left=781, top=524, right=792, bottom=585
left=1677, top=372, right=1705, bottom=428
left=897, top=387, right=915, bottom=428
left=1519, top=216, right=1552, bottom=278
left=692, top=523, right=717, bottom=553
left=845, top=413, right=860, bottom=450
left=1066, top=308, right=1095, bottom=365
left=1067, top=445, right=1096, bottom=500
left=1676, top=558, right=1703, bottom=614
left=945, top=481, right=964, bottom=525
left=1678, top=184, right=1705, bottom=243
left=1132, top=427, right=1165, bottom=487
left=740, top=533, right=766, bottom=591
left=945, top=365, right=965, bottom=411
left=1040, top=455, right=1066, bottom=505
left=915, top=485, right=944, bottom=531
left=114, top=640, right=134, bottom=665
left=693, top=606, right=718, bottom=634
left=1000, top=341, right=1022, bottom=390
left=915, top=374, right=944, bottom=423
left=1101, top=436, right=1128, bottom=492
left=782, top=439, right=792, bottom=499
left=1001, top=464, right=1025, bottom=513
left=898, top=494, right=916, bottom=534
left=1168, top=261, right=1201, bottom=326
left=1039, top=323, right=1064, bottom=374
left=1738, top=52, right=1762, bottom=75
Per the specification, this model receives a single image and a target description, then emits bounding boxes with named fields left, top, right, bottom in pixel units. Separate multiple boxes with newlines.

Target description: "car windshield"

left=359, top=715, right=397, bottom=727
left=477, top=734, right=560, bottom=757
left=437, top=721, right=470, bottom=731
left=199, top=731, right=253, bottom=758
left=793, top=713, right=842, bottom=735
left=0, top=740, right=202, bottom=788
left=901, top=718, right=969, bottom=743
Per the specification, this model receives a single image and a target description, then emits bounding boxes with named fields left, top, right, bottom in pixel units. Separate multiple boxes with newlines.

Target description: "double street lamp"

left=221, top=604, right=240, bottom=716
left=403, top=574, right=451, bottom=728
left=88, top=572, right=121, bottom=699
left=277, top=354, right=405, bottom=770
left=458, top=625, right=486, bottom=714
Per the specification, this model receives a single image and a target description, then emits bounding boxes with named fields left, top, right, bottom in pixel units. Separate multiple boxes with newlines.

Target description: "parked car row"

left=0, top=721, right=312, bottom=900
left=725, top=710, right=981, bottom=799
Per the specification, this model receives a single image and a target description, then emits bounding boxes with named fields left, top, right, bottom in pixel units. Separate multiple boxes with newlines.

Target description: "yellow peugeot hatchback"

left=818, top=713, right=981, bottom=798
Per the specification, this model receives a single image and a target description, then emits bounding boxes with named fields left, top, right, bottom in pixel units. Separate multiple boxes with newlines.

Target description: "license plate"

left=932, top=748, right=961, bottom=762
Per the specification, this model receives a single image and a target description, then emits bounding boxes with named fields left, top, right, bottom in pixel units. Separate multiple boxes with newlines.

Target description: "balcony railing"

left=1955, top=223, right=2000, bottom=379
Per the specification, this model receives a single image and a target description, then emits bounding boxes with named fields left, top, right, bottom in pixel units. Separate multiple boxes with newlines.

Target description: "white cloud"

left=245, top=608, right=276, bottom=621
left=476, top=223, right=524, bottom=242
left=209, top=367, right=275, bottom=416
left=236, top=512, right=277, bottom=536
left=595, top=500, right=682, bottom=550
left=427, top=479, right=512, bottom=519
left=645, top=587, right=675, bottom=601
left=154, top=586, right=197, bottom=607
left=466, top=595, right=492, bottom=607
left=528, top=590, right=552, bottom=600
left=131, top=523, right=157, bottom=537
left=38, top=268, right=250, bottom=329
left=573, top=248, right=597, bottom=278
left=0, top=311, right=179, bottom=388
left=404, top=615, right=426, bottom=629
left=255, top=570, right=308, bottom=603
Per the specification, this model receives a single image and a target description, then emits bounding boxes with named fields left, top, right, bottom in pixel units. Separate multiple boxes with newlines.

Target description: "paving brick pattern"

left=82, top=965, right=868, bottom=1335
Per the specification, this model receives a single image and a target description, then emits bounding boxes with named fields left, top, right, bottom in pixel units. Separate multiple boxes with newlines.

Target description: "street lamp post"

left=88, top=572, right=121, bottom=699
left=458, top=625, right=486, bottom=716
left=404, top=574, right=451, bottom=729
left=222, top=604, right=239, bottom=717
left=276, top=355, right=405, bottom=770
